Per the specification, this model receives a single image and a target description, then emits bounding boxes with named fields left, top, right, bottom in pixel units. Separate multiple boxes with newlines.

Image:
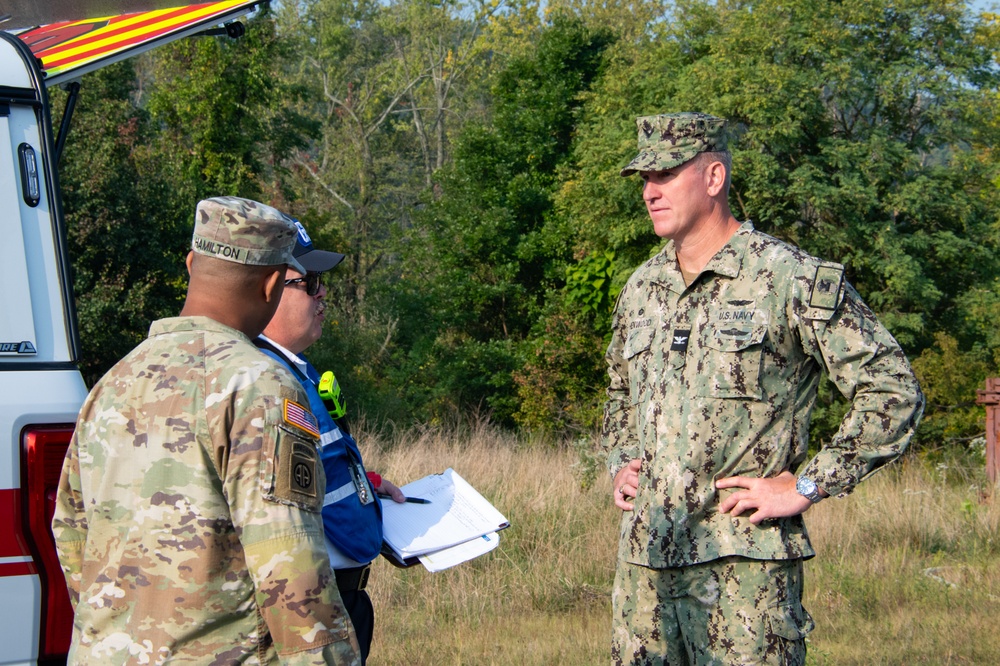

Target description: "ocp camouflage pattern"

left=192, top=196, right=306, bottom=273
left=601, top=222, right=924, bottom=568
left=53, top=316, right=360, bottom=665
left=620, top=113, right=729, bottom=176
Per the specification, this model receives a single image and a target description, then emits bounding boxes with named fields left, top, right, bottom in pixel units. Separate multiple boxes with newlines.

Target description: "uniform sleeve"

left=601, top=283, right=641, bottom=477
left=795, top=276, right=925, bottom=496
left=223, top=379, right=361, bottom=666
left=52, top=428, right=87, bottom=606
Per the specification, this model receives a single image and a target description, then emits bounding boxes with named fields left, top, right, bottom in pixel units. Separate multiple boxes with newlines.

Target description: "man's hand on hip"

left=613, top=458, right=642, bottom=511
left=716, top=471, right=819, bottom=524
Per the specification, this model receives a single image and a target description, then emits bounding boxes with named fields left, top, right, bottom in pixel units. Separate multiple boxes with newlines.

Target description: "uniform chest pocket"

left=623, top=327, right=656, bottom=402
left=694, top=322, right=767, bottom=399
left=624, top=327, right=655, bottom=360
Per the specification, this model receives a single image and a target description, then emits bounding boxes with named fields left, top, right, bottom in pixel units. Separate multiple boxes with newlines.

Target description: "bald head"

left=189, top=251, right=278, bottom=286
left=181, top=252, right=287, bottom=338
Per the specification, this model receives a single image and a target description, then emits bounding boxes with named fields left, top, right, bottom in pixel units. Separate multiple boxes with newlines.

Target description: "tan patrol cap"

left=191, top=196, right=306, bottom=273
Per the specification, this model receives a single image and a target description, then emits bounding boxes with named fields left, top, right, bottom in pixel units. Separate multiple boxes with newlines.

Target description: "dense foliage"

left=56, top=0, right=1000, bottom=452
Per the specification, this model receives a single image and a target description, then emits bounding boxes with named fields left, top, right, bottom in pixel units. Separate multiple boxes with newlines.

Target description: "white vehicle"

left=0, top=2, right=260, bottom=663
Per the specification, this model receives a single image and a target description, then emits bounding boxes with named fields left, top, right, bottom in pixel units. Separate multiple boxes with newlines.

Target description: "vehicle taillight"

left=21, top=425, right=75, bottom=660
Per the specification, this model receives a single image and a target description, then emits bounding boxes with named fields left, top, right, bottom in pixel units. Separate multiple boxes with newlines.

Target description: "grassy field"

left=357, top=423, right=1000, bottom=665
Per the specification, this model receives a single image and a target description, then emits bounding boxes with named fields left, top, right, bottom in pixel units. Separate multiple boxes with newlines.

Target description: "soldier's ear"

left=705, top=160, right=727, bottom=197
left=185, top=251, right=195, bottom=276
left=262, top=267, right=285, bottom=304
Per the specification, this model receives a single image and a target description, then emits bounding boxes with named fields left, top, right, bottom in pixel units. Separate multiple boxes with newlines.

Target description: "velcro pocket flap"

left=768, top=600, right=815, bottom=640
left=624, top=327, right=655, bottom=360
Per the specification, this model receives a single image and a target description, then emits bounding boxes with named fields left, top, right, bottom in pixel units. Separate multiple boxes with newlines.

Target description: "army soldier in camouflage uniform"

left=53, top=197, right=361, bottom=665
left=603, top=113, right=924, bottom=665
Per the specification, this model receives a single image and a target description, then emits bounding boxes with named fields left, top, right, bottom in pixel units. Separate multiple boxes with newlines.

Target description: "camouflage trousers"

left=612, top=556, right=814, bottom=666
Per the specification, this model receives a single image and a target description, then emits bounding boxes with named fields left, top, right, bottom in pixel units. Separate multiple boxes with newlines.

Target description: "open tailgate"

left=11, top=0, right=261, bottom=87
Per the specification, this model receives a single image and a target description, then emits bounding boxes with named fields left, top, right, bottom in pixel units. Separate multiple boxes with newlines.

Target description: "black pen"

left=377, top=493, right=431, bottom=504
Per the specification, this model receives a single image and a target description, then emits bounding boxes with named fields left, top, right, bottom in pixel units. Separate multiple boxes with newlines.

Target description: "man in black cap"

left=256, top=220, right=404, bottom=665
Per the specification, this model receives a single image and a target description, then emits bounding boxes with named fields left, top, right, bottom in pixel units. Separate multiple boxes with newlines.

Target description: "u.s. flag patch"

left=283, top=399, right=320, bottom=438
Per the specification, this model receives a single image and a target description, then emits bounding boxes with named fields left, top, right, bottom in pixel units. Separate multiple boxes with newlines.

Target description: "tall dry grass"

left=357, top=424, right=1000, bottom=665
left=361, top=421, right=617, bottom=665
left=805, top=463, right=1000, bottom=665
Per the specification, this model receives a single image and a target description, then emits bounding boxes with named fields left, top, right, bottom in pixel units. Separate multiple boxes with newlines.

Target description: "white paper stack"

left=381, top=468, right=509, bottom=571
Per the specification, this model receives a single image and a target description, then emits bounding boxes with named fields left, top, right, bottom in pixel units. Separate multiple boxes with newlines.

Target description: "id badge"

left=351, top=461, right=374, bottom=505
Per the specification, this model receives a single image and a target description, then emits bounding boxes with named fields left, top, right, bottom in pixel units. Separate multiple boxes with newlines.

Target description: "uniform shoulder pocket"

left=801, top=262, right=845, bottom=322
left=262, top=399, right=323, bottom=512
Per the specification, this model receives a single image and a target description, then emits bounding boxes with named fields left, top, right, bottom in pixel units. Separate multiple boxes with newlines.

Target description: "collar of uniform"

left=149, top=315, right=252, bottom=343
left=257, top=333, right=309, bottom=375
left=646, top=244, right=685, bottom=292
left=699, top=220, right=755, bottom=279
left=645, top=221, right=755, bottom=289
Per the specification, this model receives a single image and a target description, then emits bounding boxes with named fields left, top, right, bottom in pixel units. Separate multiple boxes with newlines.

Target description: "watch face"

left=796, top=476, right=817, bottom=497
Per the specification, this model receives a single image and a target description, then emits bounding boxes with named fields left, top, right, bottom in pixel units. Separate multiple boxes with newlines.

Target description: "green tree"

left=56, top=12, right=305, bottom=384
left=144, top=8, right=309, bottom=203
left=275, top=0, right=521, bottom=421
left=53, top=0, right=1000, bottom=449
left=388, top=13, right=615, bottom=426
left=274, top=0, right=497, bottom=303
left=550, top=0, right=1000, bottom=441
left=55, top=62, right=186, bottom=385
left=912, top=332, right=991, bottom=446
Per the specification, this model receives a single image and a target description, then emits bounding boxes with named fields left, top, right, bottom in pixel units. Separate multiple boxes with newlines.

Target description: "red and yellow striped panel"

left=17, top=1, right=254, bottom=80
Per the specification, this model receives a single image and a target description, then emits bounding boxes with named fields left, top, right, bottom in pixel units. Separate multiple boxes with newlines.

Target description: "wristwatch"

left=795, top=475, right=824, bottom=503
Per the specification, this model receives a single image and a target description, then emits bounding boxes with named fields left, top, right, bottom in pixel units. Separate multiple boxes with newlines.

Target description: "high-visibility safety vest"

left=256, top=340, right=384, bottom=563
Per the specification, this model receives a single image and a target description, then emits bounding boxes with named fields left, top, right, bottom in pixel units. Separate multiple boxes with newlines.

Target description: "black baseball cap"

left=292, top=220, right=346, bottom=272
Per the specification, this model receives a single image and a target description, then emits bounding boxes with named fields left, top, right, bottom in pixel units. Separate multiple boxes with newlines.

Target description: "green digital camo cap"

left=620, top=112, right=729, bottom=177
left=191, top=196, right=306, bottom=273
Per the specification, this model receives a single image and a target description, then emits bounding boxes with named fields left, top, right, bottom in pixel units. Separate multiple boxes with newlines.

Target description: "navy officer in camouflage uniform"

left=603, top=113, right=924, bottom=665
left=53, top=197, right=361, bottom=664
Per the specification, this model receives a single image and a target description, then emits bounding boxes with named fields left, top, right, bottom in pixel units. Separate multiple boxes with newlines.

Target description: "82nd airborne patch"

left=290, top=441, right=318, bottom=497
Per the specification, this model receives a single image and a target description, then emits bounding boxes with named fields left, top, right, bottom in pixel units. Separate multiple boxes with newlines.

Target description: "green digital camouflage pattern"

left=192, top=196, right=306, bottom=273
left=612, top=557, right=813, bottom=666
left=602, top=221, right=924, bottom=568
left=620, top=113, right=728, bottom=177
left=53, top=316, right=360, bottom=665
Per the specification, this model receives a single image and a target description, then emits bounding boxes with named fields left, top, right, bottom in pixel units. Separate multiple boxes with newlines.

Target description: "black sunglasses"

left=284, top=272, right=324, bottom=296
